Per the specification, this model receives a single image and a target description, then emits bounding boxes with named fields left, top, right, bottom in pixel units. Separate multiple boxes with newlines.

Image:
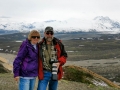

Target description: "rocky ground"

left=0, top=73, right=118, bottom=90
left=1, top=53, right=120, bottom=90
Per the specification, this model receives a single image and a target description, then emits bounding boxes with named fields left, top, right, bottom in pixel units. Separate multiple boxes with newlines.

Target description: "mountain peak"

left=44, top=20, right=57, bottom=23
left=94, top=16, right=112, bottom=22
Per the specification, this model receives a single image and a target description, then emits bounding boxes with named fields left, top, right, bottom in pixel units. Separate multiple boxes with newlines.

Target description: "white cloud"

left=0, top=0, right=120, bottom=22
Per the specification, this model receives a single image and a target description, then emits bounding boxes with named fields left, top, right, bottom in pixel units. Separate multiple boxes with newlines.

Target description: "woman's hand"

left=14, top=76, right=19, bottom=83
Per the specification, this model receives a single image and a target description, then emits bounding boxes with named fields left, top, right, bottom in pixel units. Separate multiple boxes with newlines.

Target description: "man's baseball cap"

left=45, top=26, right=54, bottom=32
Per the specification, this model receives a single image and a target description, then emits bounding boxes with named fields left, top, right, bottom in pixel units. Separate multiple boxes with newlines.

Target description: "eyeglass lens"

left=46, top=32, right=53, bottom=35
left=31, top=36, right=40, bottom=39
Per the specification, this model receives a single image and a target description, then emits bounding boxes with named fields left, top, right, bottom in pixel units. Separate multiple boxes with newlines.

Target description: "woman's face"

left=31, top=36, right=40, bottom=44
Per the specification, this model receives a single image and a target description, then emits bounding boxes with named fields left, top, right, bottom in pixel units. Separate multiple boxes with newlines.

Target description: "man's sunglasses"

left=46, top=32, right=53, bottom=35
left=31, top=36, right=40, bottom=39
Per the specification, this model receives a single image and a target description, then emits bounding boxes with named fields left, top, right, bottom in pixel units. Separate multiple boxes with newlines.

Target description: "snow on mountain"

left=92, top=16, right=120, bottom=33
left=0, top=16, right=120, bottom=33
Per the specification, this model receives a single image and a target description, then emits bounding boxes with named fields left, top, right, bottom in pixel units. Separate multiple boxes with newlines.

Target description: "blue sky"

left=0, top=0, right=120, bottom=22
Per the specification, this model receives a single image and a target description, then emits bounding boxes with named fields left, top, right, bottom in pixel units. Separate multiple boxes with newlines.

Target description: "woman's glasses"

left=31, top=36, right=40, bottom=39
left=46, top=32, right=53, bottom=35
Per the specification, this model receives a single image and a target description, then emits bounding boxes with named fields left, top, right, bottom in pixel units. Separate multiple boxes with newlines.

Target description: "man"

left=37, top=26, right=67, bottom=90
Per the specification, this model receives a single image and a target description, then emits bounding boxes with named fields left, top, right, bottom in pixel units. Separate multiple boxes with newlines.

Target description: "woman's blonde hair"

left=28, top=30, right=40, bottom=40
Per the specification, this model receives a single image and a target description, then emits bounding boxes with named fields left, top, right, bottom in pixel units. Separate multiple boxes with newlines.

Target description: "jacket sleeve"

left=58, top=42, right=68, bottom=66
left=13, top=41, right=28, bottom=77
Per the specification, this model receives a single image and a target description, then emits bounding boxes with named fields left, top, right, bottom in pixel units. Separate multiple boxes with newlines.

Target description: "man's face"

left=44, top=31, right=54, bottom=42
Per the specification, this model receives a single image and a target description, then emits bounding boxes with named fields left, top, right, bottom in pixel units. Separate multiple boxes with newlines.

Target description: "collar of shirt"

left=31, top=44, right=37, bottom=49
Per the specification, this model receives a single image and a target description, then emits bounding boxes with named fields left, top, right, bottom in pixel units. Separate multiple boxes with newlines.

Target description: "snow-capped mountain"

left=0, top=16, right=120, bottom=34
left=93, top=16, right=120, bottom=33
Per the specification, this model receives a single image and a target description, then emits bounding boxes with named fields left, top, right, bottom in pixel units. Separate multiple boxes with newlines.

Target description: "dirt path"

left=0, top=53, right=16, bottom=64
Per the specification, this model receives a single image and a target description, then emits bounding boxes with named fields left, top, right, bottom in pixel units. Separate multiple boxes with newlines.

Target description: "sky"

left=0, top=0, right=120, bottom=22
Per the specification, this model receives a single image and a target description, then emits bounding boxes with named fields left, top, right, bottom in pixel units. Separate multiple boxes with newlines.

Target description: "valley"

left=1, top=32, right=120, bottom=85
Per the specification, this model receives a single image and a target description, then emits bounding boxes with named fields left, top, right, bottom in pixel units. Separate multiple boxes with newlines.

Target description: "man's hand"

left=55, top=62, right=60, bottom=69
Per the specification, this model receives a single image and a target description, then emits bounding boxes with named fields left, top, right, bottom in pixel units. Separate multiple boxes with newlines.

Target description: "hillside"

left=0, top=66, right=120, bottom=90
left=0, top=63, right=9, bottom=73
left=0, top=54, right=120, bottom=90
left=63, top=66, right=120, bottom=88
left=0, top=56, right=13, bottom=71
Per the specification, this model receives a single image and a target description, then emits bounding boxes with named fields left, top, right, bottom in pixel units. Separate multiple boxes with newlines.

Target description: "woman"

left=13, top=30, right=40, bottom=90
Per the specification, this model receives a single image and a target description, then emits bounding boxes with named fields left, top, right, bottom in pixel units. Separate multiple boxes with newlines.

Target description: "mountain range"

left=0, top=16, right=120, bottom=34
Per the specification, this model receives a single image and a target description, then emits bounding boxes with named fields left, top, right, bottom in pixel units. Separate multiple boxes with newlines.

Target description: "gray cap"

left=45, top=26, right=54, bottom=32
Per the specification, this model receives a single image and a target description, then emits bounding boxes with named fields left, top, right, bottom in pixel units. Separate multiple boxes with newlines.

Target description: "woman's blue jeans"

left=37, top=71, right=58, bottom=90
left=19, top=77, right=36, bottom=90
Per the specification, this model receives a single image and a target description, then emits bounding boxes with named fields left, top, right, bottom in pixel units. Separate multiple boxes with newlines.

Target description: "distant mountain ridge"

left=0, top=16, right=120, bottom=34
